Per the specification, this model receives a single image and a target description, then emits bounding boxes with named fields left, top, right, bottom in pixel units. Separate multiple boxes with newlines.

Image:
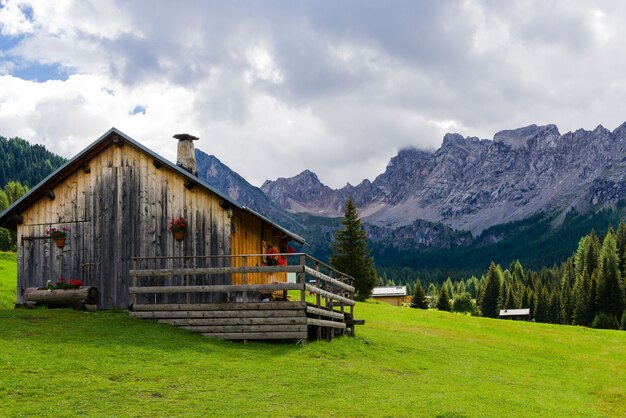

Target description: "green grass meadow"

left=0, top=253, right=624, bottom=417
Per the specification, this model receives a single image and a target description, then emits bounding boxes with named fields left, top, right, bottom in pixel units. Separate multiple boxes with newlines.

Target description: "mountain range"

left=261, top=123, right=626, bottom=235
left=196, top=122, right=626, bottom=279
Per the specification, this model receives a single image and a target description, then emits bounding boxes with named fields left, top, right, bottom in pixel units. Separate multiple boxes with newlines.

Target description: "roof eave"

left=0, top=128, right=306, bottom=245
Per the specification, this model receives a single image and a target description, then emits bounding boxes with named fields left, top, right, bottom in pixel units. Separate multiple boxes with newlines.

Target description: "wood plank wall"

left=230, top=210, right=287, bottom=285
left=17, top=142, right=233, bottom=308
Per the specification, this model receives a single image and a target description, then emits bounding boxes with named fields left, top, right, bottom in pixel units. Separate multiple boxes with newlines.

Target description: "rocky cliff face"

left=261, top=122, right=626, bottom=235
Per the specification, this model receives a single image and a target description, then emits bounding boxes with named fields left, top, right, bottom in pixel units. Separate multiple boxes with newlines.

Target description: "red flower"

left=169, top=217, right=188, bottom=233
left=69, top=279, right=83, bottom=288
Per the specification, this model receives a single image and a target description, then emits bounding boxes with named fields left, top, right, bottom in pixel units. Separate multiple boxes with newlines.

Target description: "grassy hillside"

left=0, top=252, right=16, bottom=308
left=0, top=259, right=624, bottom=417
left=0, top=136, right=67, bottom=188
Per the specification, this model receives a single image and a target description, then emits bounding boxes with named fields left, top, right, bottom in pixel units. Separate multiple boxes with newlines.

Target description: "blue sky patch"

left=0, top=34, right=21, bottom=50
left=12, top=62, right=69, bottom=82
left=130, top=105, right=147, bottom=115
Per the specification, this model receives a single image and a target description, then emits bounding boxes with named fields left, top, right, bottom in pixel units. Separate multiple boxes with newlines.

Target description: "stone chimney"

left=173, top=133, right=199, bottom=175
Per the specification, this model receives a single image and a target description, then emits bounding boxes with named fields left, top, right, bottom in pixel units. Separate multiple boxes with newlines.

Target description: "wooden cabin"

left=498, top=308, right=531, bottom=321
left=371, top=286, right=410, bottom=306
left=0, top=128, right=305, bottom=310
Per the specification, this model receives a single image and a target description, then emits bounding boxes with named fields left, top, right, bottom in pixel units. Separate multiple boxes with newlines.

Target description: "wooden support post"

left=131, top=258, right=137, bottom=308
left=350, top=296, right=355, bottom=336
left=242, top=256, right=247, bottom=304
left=185, top=257, right=191, bottom=304
left=315, top=261, right=321, bottom=341
left=299, top=254, right=306, bottom=302
left=315, top=262, right=321, bottom=308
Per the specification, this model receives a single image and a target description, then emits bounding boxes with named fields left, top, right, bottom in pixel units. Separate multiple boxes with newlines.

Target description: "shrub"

left=591, top=312, right=619, bottom=330
left=452, top=292, right=477, bottom=315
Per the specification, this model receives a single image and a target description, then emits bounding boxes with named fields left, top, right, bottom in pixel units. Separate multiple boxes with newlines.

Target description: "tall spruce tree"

left=436, top=287, right=451, bottom=311
left=573, top=268, right=592, bottom=326
left=534, top=286, right=550, bottom=323
left=478, top=262, right=503, bottom=318
left=616, top=220, right=626, bottom=273
left=560, top=257, right=576, bottom=324
left=410, top=280, right=429, bottom=309
left=329, top=197, right=377, bottom=301
left=548, top=288, right=561, bottom=324
left=510, top=260, right=525, bottom=284
left=442, top=277, right=454, bottom=299
left=596, top=229, right=625, bottom=318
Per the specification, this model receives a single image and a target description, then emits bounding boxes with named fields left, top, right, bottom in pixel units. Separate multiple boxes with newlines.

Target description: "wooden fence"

left=128, top=253, right=358, bottom=341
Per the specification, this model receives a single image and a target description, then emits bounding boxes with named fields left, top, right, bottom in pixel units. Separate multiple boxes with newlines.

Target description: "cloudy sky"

left=0, top=1, right=625, bottom=188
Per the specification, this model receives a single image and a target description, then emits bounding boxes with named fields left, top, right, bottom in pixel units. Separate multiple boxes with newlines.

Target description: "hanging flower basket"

left=169, top=218, right=188, bottom=241
left=46, top=226, right=68, bottom=249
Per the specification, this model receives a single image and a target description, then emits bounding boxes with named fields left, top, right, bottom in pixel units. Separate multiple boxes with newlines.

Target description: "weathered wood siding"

left=231, top=210, right=287, bottom=284
left=17, top=143, right=232, bottom=308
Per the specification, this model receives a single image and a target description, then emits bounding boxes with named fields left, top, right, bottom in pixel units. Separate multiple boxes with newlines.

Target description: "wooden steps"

left=130, top=301, right=309, bottom=341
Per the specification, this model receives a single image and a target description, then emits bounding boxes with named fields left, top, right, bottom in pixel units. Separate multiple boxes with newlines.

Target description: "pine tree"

left=596, top=229, right=625, bottom=318
left=574, top=233, right=600, bottom=279
left=456, top=280, right=466, bottom=295
left=548, top=288, right=561, bottom=324
left=560, top=257, right=575, bottom=324
left=510, top=260, right=525, bottom=284
left=410, top=281, right=429, bottom=309
left=503, top=284, right=515, bottom=310
left=616, top=220, right=626, bottom=273
left=329, top=197, right=377, bottom=301
left=443, top=277, right=454, bottom=299
left=436, top=287, right=451, bottom=311
left=466, top=276, right=480, bottom=299
left=573, top=268, right=592, bottom=326
left=478, top=262, right=503, bottom=318
left=534, top=286, right=550, bottom=323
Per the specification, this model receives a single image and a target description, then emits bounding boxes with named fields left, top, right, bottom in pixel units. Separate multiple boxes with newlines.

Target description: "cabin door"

left=18, top=222, right=94, bottom=302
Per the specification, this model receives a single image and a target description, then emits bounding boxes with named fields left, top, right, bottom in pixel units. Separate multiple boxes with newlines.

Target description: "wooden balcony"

left=128, top=253, right=359, bottom=342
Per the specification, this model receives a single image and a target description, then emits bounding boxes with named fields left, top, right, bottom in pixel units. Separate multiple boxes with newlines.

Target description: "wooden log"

left=181, top=324, right=308, bottom=333
left=304, top=266, right=355, bottom=292
left=24, top=286, right=99, bottom=305
left=306, top=306, right=345, bottom=320
left=129, top=265, right=304, bottom=278
left=129, top=282, right=303, bottom=294
left=158, top=317, right=308, bottom=326
left=305, top=284, right=355, bottom=306
left=132, top=301, right=306, bottom=311
left=201, top=331, right=307, bottom=340
left=307, top=318, right=347, bottom=329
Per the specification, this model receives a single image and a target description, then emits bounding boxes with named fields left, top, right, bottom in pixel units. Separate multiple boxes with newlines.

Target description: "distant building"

left=372, top=286, right=410, bottom=306
left=499, top=308, right=531, bottom=321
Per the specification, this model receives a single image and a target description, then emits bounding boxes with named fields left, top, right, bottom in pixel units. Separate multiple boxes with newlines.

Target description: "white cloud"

left=1, top=1, right=626, bottom=188
left=0, top=0, right=34, bottom=36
